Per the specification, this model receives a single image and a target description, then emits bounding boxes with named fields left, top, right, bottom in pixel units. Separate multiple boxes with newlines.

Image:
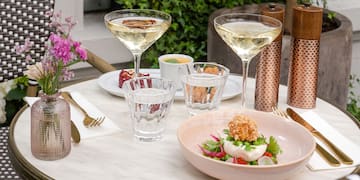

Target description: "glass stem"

left=133, top=53, right=142, bottom=76
left=241, top=60, right=250, bottom=109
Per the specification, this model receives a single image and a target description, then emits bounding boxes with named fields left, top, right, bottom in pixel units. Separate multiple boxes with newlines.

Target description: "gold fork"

left=271, top=107, right=341, bottom=167
left=61, top=92, right=105, bottom=128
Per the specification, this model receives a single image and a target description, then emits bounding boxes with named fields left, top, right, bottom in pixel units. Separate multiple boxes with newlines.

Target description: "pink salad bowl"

left=177, top=109, right=316, bottom=180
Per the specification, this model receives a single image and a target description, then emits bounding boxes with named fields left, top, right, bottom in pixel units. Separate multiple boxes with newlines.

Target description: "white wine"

left=214, top=14, right=282, bottom=109
left=106, top=17, right=170, bottom=54
left=215, top=21, right=281, bottom=61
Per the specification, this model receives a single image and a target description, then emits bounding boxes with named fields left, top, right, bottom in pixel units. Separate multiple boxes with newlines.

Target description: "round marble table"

left=9, top=76, right=360, bottom=179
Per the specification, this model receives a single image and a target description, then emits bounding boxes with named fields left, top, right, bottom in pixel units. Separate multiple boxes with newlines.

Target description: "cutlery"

left=287, top=108, right=353, bottom=165
left=61, top=91, right=105, bottom=127
left=272, top=107, right=341, bottom=166
left=71, top=120, right=81, bottom=143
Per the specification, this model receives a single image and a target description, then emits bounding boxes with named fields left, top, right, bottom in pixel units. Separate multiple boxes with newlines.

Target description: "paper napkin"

left=300, top=111, right=360, bottom=171
left=24, top=91, right=121, bottom=140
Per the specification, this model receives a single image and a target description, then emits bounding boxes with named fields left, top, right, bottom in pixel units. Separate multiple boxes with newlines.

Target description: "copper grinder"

left=287, top=3, right=323, bottom=108
left=255, top=3, right=284, bottom=112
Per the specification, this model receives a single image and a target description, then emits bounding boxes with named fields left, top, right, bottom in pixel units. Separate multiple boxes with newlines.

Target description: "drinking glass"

left=214, top=13, right=282, bottom=108
left=122, top=77, right=176, bottom=142
left=104, top=9, right=171, bottom=75
left=181, top=62, right=229, bottom=116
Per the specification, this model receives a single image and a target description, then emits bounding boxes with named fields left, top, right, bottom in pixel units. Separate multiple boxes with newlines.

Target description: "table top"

left=9, top=75, right=360, bottom=180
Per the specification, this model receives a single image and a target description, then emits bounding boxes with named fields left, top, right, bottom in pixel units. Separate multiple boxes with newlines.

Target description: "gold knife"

left=316, top=143, right=340, bottom=166
left=287, top=108, right=353, bottom=165
left=71, top=120, right=81, bottom=143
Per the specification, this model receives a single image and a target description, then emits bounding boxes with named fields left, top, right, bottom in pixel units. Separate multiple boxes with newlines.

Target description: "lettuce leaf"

left=266, top=136, right=282, bottom=157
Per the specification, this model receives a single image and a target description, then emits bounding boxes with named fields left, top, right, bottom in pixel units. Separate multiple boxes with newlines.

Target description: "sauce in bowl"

left=164, top=58, right=191, bottom=64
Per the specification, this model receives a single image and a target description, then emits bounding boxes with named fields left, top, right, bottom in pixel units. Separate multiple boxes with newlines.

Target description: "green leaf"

left=223, top=129, right=229, bottom=135
left=5, top=99, right=26, bottom=125
left=6, top=87, right=26, bottom=101
left=203, top=140, right=221, bottom=152
left=244, top=142, right=255, bottom=151
left=221, top=154, right=232, bottom=161
left=267, top=136, right=282, bottom=157
left=253, top=135, right=266, bottom=145
left=14, top=76, right=29, bottom=86
left=233, top=140, right=242, bottom=146
left=226, top=136, right=234, bottom=141
left=249, top=160, right=258, bottom=165
left=347, top=74, right=360, bottom=122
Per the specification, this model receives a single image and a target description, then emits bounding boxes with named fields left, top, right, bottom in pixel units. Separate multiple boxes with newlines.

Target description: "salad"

left=199, top=114, right=282, bottom=165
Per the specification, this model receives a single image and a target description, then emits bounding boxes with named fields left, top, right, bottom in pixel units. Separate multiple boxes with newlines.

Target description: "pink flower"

left=65, top=16, right=77, bottom=33
left=15, top=38, right=33, bottom=54
left=61, top=68, right=75, bottom=81
left=15, top=11, right=88, bottom=95
left=49, top=11, right=68, bottom=34
left=73, top=42, right=87, bottom=60
left=41, top=59, right=55, bottom=76
left=49, top=34, right=72, bottom=64
left=73, top=41, right=80, bottom=48
left=14, top=45, right=22, bottom=54
left=45, top=10, right=53, bottom=17
left=49, top=33, right=61, bottom=43
left=76, top=47, right=87, bottom=60
left=25, top=55, right=32, bottom=62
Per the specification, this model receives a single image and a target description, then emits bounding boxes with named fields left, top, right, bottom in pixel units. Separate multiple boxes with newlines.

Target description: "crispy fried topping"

left=228, top=115, right=259, bottom=142
left=122, top=19, right=156, bottom=29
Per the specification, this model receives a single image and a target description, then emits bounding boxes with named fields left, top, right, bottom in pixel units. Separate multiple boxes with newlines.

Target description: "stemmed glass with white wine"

left=214, top=13, right=282, bottom=108
left=104, top=9, right=171, bottom=75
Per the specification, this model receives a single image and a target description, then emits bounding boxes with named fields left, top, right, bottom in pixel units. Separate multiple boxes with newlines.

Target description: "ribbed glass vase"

left=31, top=91, right=71, bottom=160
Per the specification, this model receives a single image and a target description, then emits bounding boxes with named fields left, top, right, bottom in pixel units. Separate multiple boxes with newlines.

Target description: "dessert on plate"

left=118, top=69, right=149, bottom=88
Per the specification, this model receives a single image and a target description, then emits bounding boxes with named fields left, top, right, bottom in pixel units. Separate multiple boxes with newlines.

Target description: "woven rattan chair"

left=0, top=0, right=55, bottom=179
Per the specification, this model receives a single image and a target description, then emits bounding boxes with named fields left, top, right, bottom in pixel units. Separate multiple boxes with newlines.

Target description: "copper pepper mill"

left=287, top=3, right=323, bottom=108
left=255, top=3, right=284, bottom=112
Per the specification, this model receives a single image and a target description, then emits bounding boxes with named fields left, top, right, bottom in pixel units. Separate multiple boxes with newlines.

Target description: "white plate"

left=97, top=69, right=242, bottom=100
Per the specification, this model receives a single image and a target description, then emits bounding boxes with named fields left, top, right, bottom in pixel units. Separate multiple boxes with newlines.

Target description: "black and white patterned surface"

left=0, top=0, right=54, bottom=82
left=0, top=127, right=20, bottom=180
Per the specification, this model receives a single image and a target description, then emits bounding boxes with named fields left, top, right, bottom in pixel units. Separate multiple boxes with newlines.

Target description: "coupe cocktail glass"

left=214, top=13, right=282, bottom=108
left=105, top=9, right=171, bottom=75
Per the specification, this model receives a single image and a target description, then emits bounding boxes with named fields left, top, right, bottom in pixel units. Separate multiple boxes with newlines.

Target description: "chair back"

left=0, top=0, right=55, bottom=82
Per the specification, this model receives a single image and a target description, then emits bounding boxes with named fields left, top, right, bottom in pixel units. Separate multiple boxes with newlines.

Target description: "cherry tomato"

left=235, top=157, right=247, bottom=165
left=263, top=152, right=273, bottom=157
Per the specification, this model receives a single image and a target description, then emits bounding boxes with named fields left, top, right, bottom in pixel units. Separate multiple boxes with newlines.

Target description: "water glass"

left=123, top=77, right=176, bottom=142
left=181, top=62, right=229, bottom=116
